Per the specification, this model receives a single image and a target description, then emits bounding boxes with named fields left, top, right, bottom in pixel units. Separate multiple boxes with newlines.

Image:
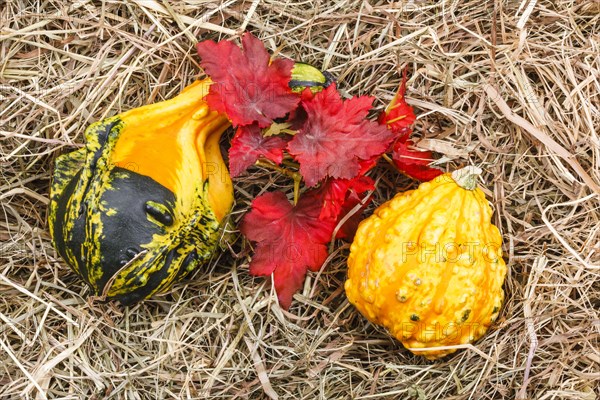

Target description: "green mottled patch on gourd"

left=289, top=62, right=334, bottom=93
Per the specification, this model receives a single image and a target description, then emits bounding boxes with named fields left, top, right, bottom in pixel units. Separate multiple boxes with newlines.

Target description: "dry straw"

left=1, top=0, right=599, bottom=399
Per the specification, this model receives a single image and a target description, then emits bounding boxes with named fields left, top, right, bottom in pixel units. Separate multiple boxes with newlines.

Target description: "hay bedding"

left=1, top=0, right=599, bottom=399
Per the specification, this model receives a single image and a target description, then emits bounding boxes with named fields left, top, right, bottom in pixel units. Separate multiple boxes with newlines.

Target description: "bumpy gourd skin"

left=345, top=168, right=506, bottom=359
left=48, top=79, right=234, bottom=305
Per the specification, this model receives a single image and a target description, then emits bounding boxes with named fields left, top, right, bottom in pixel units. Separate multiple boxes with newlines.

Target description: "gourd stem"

left=451, top=166, right=482, bottom=190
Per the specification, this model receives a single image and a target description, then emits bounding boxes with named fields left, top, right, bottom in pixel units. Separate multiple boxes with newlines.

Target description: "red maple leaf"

left=378, top=70, right=416, bottom=139
left=380, top=70, right=442, bottom=181
left=307, top=176, right=374, bottom=221
left=240, top=192, right=337, bottom=309
left=334, top=190, right=371, bottom=241
left=392, top=139, right=443, bottom=181
left=300, top=176, right=373, bottom=241
left=287, top=85, right=396, bottom=187
left=196, top=33, right=299, bottom=128
left=228, top=124, right=289, bottom=177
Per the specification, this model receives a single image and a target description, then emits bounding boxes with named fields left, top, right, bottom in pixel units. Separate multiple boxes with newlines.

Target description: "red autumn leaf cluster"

left=196, top=33, right=443, bottom=309
left=241, top=175, right=374, bottom=308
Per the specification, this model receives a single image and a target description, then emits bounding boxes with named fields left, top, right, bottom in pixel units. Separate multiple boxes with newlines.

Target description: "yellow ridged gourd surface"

left=345, top=167, right=506, bottom=359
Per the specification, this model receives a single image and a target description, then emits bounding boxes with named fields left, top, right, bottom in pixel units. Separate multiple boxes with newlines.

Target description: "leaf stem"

left=382, top=153, right=396, bottom=168
left=255, top=159, right=303, bottom=204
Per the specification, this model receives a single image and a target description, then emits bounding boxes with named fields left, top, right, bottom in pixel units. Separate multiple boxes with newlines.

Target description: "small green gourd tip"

left=451, top=166, right=483, bottom=190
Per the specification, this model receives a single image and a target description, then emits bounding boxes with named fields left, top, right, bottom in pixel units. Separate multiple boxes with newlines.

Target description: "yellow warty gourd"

left=345, top=167, right=506, bottom=359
